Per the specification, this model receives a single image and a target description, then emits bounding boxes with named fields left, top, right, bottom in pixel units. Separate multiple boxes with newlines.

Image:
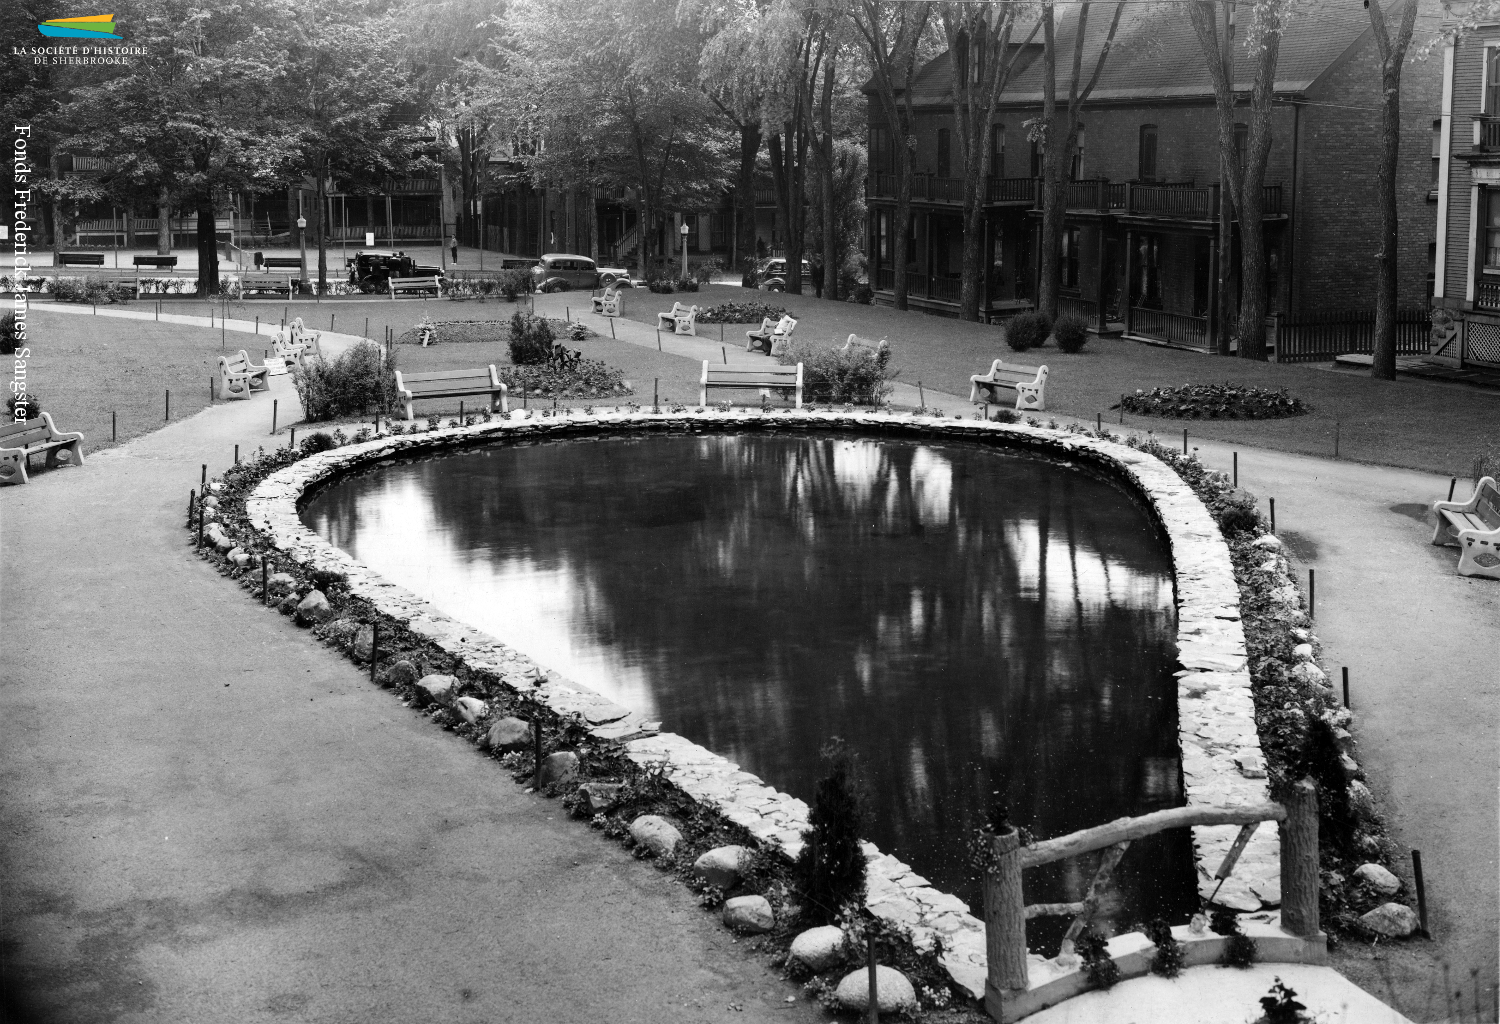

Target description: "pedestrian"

left=449, top=233, right=459, bottom=265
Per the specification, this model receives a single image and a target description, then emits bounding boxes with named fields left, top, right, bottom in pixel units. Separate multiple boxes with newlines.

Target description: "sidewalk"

left=1, top=308, right=821, bottom=1024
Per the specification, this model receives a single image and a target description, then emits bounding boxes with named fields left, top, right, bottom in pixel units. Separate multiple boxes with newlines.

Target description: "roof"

left=891, top=0, right=1381, bottom=109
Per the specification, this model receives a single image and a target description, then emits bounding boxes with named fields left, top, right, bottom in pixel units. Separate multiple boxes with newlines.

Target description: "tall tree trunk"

left=1037, top=5, right=1062, bottom=322
left=959, top=166, right=986, bottom=321
left=636, top=193, right=649, bottom=282
left=893, top=136, right=914, bottom=311
left=50, top=151, right=63, bottom=258
left=816, top=56, right=838, bottom=300
left=196, top=196, right=219, bottom=296
left=1369, top=0, right=1419, bottom=380
left=737, top=122, right=761, bottom=285
left=158, top=189, right=172, bottom=255
left=315, top=169, right=328, bottom=293
left=589, top=185, right=598, bottom=262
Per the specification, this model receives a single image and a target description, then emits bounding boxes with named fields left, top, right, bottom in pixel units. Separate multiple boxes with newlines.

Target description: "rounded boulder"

left=693, top=845, right=750, bottom=890
left=834, top=966, right=917, bottom=1014
left=1354, top=863, right=1401, bottom=896
left=537, top=751, right=579, bottom=788
left=485, top=716, right=532, bottom=752
left=1359, top=902, right=1419, bottom=937
left=415, top=673, right=457, bottom=706
left=629, top=814, right=683, bottom=860
left=294, top=590, right=334, bottom=626
left=789, top=925, right=846, bottom=972
left=721, top=895, right=774, bottom=934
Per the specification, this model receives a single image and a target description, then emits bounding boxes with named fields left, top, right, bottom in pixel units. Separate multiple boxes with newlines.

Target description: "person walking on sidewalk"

left=449, top=234, right=460, bottom=265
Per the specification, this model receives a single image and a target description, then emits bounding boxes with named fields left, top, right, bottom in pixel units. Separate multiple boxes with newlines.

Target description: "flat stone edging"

left=244, top=408, right=1277, bottom=1001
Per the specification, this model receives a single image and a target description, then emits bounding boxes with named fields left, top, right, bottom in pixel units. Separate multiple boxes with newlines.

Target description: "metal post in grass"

left=720, top=322, right=725, bottom=344
left=656, top=329, right=662, bottom=351
left=917, top=381, right=925, bottom=410
left=610, top=319, right=615, bottom=340
left=653, top=379, right=659, bottom=413
left=1182, top=429, right=1188, bottom=455
left=112, top=411, right=117, bottom=442
left=1270, top=497, right=1276, bottom=534
left=1412, top=850, right=1430, bottom=937
left=271, top=399, right=278, bottom=436
left=290, top=427, right=297, bottom=450
left=1342, top=667, right=1349, bottom=709
left=330, top=313, right=335, bottom=332
left=209, top=376, right=213, bottom=403
left=1234, top=452, right=1238, bottom=487
left=188, top=488, right=196, bottom=527
left=722, top=346, right=727, bottom=365
left=256, top=315, right=260, bottom=336
left=165, top=389, right=171, bottom=422
left=201, top=463, right=207, bottom=486
left=1096, top=413, right=1101, bottom=433
left=364, top=316, right=368, bottom=340
left=459, top=401, right=465, bottom=423
left=196, top=500, right=205, bottom=548
left=1448, top=478, right=1457, bottom=501
left=234, top=444, right=239, bottom=466
left=1308, top=569, right=1315, bottom=618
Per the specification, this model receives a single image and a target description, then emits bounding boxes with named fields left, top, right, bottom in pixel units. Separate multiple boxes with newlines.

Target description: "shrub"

left=794, top=739, right=867, bottom=925
left=779, top=338, right=896, bottom=406
left=698, top=301, right=790, bottom=324
left=0, top=312, right=17, bottom=355
left=646, top=278, right=675, bottom=294
left=291, top=341, right=399, bottom=421
left=508, top=311, right=554, bottom=365
left=851, top=282, right=874, bottom=305
left=1144, top=918, right=1184, bottom=978
left=1257, top=978, right=1312, bottom=1024
left=299, top=431, right=338, bottom=455
left=498, top=269, right=533, bottom=302
left=1004, top=311, right=1051, bottom=352
left=1210, top=907, right=1258, bottom=968
left=7, top=391, right=41, bottom=421
left=693, top=257, right=722, bottom=285
left=674, top=277, right=699, bottom=292
left=1054, top=314, right=1090, bottom=353
left=50, top=276, right=132, bottom=305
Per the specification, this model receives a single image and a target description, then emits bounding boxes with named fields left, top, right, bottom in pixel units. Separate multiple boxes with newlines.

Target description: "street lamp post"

left=679, top=219, right=689, bottom=283
left=296, top=215, right=308, bottom=295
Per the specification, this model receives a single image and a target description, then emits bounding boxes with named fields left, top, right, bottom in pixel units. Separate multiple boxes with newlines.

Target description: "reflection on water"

left=303, top=432, right=1197, bottom=947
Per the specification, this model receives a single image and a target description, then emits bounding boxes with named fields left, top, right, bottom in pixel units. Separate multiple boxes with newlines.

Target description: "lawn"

left=616, top=284, right=1499, bottom=477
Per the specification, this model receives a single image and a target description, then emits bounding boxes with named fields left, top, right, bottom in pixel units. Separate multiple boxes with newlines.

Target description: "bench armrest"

left=1434, top=478, right=1495, bottom=514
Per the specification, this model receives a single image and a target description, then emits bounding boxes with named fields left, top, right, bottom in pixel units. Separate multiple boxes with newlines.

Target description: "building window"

left=937, top=128, right=951, bottom=177
left=1234, top=124, right=1249, bottom=179
left=1139, top=125, right=1158, bottom=181
left=990, top=126, right=1005, bottom=178
left=1431, top=119, right=1443, bottom=188
left=1488, top=48, right=1500, bottom=113
left=1060, top=226, right=1080, bottom=288
left=877, top=209, right=890, bottom=262
left=1485, top=189, right=1500, bottom=268
left=1070, top=128, right=1085, bottom=180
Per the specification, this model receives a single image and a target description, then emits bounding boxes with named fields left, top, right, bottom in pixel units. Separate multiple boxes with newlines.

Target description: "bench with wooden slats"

left=0, top=412, right=85, bottom=485
left=59, top=252, right=104, bottom=266
left=1431, top=476, right=1500, bottom=579
left=394, top=365, right=508, bottom=421
left=746, top=315, right=796, bottom=355
left=968, top=358, right=1049, bottom=411
left=217, top=350, right=270, bottom=400
left=840, top=334, right=889, bottom=356
left=700, top=361, right=803, bottom=409
left=389, top=275, right=443, bottom=297
left=261, top=256, right=302, bottom=269
left=133, top=255, right=178, bottom=268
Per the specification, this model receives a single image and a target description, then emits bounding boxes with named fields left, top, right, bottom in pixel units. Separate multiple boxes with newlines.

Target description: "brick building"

left=866, top=0, right=1444, bottom=354
left=1431, top=9, right=1500, bottom=369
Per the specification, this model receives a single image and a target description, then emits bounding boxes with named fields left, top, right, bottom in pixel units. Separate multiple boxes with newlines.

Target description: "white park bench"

left=840, top=334, right=889, bottom=356
left=746, top=315, right=797, bottom=355
left=968, top=358, right=1049, bottom=411
left=389, top=275, right=443, bottom=298
left=0, top=411, right=85, bottom=485
left=217, top=349, right=270, bottom=400
left=1431, top=476, right=1500, bottom=579
left=656, top=301, right=700, bottom=336
left=592, top=284, right=626, bottom=317
left=272, top=321, right=323, bottom=367
left=394, top=365, right=509, bottom=421
left=700, top=361, right=804, bottom=409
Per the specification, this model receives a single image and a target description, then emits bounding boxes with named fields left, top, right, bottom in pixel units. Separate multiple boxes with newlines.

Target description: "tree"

left=61, top=0, right=289, bottom=295
left=939, top=1, right=1039, bottom=321
left=1035, top=1, right=1125, bottom=323
left=1367, top=0, right=1420, bottom=381
left=850, top=0, right=934, bottom=310
left=1190, top=0, right=1292, bottom=360
left=766, top=13, right=829, bottom=295
left=263, top=0, right=419, bottom=294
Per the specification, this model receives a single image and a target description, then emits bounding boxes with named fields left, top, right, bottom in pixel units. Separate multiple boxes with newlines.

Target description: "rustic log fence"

left=984, top=779, right=1322, bottom=1022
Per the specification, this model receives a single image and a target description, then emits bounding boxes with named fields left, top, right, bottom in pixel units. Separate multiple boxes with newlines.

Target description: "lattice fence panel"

left=1466, top=320, right=1500, bottom=366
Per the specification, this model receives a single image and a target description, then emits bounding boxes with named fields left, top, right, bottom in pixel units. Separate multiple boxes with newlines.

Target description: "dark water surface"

left=303, top=432, right=1197, bottom=945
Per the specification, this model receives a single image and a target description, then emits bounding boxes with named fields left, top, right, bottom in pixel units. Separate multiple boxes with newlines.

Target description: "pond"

left=302, top=431, right=1198, bottom=948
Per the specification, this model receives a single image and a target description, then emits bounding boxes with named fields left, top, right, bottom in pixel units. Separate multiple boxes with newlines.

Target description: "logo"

left=38, top=14, right=121, bottom=40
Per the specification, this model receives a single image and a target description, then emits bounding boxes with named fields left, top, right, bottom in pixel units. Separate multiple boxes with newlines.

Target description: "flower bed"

left=500, top=359, right=631, bottom=400
left=697, top=301, right=792, bottom=324
left=1123, top=383, right=1311, bottom=420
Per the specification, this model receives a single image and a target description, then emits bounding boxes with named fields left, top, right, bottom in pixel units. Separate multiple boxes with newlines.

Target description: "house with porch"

left=1432, top=10, right=1500, bottom=371
left=865, top=0, right=1443, bottom=356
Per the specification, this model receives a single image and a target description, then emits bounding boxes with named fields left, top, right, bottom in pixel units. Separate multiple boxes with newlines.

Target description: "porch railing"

left=1270, top=307, right=1432, bottom=363
left=863, top=174, right=1283, bottom=219
left=987, top=177, right=1039, bottom=204
left=1129, top=306, right=1210, bottom=348
left=1057, top=294, right=1099, bottom=327
left=1476, top=276, right=1500, bottom=311
left=984, top=779, right=1322, bottom=1023
left=1473, top=115, right=1500, bottom=152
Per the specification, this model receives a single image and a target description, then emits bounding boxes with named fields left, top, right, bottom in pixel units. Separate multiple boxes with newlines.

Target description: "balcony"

left=867, top=172, right=1284, bottom=220
left=384, top=178, right=441, bottom=194
left=1473, top=115, right=1500, bottom=153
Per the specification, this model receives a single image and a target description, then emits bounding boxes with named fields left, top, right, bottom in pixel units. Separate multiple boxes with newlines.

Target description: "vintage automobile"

left=346, top=250, right=444, bottom=292
left=752, top=257, right=814, bottom=292
left=531, top=253, right=601, bottom=293
left=596, top=263, right=635, bottom=288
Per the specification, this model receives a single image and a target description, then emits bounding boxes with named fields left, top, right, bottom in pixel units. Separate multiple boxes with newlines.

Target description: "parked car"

left=531, top=253, right=600, bottom=292
left=752, top=257, right=814, bottom=292
left=345, top=250, right=443, bottom=292
left=596, top=264, right=635, bottom=288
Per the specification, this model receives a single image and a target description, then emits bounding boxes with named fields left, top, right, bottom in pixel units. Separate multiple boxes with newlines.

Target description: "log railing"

left=984, top=780, right=1320, bottom=1020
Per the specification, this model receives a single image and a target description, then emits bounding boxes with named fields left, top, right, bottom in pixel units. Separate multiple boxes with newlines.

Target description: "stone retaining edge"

left=245, top=408, right=1275, bottom=1001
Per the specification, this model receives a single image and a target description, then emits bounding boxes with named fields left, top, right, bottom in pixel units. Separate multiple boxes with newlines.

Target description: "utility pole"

left=1216, top=0, right=1235, bottom=356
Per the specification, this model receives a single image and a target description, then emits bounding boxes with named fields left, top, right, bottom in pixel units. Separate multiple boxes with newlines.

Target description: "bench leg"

left=404, top=401, right=414, bottom=422
left=1456, top=536, right=1500, bottom=578
left=700, top=386, right=707, bottom=407
left=1015, top=385, right=1044, bottom=412
left=1431, top=514, right=1457, bottom=547
left=0, top=450, right=28, bottom=485
left=218, top=374, right=251, bottom=400
left=44, top=440, right=83, bottom=470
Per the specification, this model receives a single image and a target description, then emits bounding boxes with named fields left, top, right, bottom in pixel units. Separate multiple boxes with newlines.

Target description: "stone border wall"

left=246, top=408, right=1277, bottom=1000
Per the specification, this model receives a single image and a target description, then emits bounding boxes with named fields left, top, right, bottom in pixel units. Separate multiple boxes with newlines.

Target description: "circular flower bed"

left=1122, top=383, right=1310, bottom=420
left=697, top=301, right=793, bottom=324
left=500, top=358, right=631, bottom=400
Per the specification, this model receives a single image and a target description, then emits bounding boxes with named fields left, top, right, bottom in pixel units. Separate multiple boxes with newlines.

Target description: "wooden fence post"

left=1279, top=778, right=1320, bottom=937
left=984, top=828, right=1028, bottom=1008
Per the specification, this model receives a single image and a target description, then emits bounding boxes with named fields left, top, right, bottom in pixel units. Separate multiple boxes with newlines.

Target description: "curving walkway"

left=0, top=306, right=822, bottom=1024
